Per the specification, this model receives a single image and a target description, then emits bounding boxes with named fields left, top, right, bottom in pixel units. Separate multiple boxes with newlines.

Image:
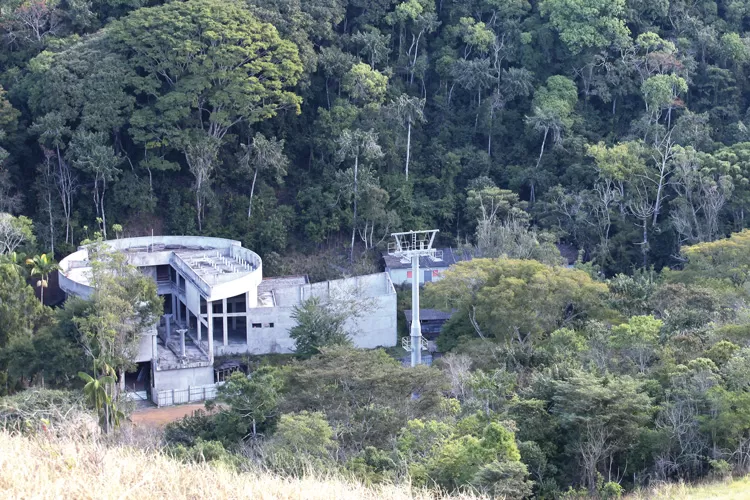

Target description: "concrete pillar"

left=151, top=333, right=157, bottom=361
left=231, top=302, right=237, bottom=329
left=246, top=292, right=252, bottom=346
left=164, top=313, right=172, bottom=342
left=179, top=328, right=186, bottom=357
left=222, top=298, right=228, bottom=346
left=171, top=294, right=177, bottom=320
left=246, top=313, right=251, bottom=346
left=207, top=300, right=214, bottom=363
left=196, top=312, right=201, bottom=341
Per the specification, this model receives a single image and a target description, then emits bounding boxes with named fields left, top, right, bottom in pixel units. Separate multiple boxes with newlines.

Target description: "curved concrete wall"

left=58, top=236, right=264, bottom=301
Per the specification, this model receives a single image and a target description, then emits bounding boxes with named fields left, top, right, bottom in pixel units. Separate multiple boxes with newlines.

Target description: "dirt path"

left=130, top=403, right=207, bottom=427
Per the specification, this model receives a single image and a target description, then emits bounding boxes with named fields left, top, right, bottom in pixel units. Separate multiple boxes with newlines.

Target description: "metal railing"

left=170, top=253, right=212, bottom=297
left=154, top=383, right=219, bottom=407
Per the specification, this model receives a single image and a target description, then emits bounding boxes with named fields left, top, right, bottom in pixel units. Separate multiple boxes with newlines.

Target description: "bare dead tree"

left=578, top=422, right=616, bottom=494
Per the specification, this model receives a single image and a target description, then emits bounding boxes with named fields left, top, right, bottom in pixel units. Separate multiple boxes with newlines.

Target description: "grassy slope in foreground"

left=4, top=430, right=750, bottom=500
left=0, top=432, right=479, bottom=500
left=627, top=477, right=750, bottom=500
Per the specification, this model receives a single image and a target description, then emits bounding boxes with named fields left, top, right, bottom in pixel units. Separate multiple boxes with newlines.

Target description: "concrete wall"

left=58, top=271, right=92, bottom=299
left=153, top=365, right=214, bottom=391
left=345, top=292, right=398, bottom=349
left=58, top=248, right=93, bottom=298
left=185, top=283, right=202, bottom=321
left=213, top=273, right=398, bottom=357
left=135, top=326, right=156, bottom=363
left=140, top=266, right=157, bottom=281
left=59, top=235, right=264, bottom=303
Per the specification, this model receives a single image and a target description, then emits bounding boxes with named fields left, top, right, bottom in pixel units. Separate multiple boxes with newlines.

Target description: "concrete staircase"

left=157, top=334, right=209, bottom=370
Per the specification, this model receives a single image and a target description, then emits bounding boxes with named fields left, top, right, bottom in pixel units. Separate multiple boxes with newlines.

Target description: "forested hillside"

left=1, top=0, right=750, bottom=272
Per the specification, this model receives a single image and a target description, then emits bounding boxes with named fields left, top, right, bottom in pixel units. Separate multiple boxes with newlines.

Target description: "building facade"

left=383, top=247, right=473, bottom=286
left=59, top=236, right=397, bottom=398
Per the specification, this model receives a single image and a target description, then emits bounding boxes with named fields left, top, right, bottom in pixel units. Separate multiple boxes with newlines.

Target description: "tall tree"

left=391, top=94, right=425, bottom=179
left=289, top=296, right=351, bottom=356
left=109, top=0, right=303, bottom=231
left=525, top=76, right=578, bottom=202
left=25, top=252, right=57, bottom=304
left=217, top=368, right=282, bottom=438
left=238, top=133, right=289, bottom=220
left=72, top=244, right=161, bottom=393
left=66, top=131, right=120, bottom=239
left=335, top=129, right=383, bottom=262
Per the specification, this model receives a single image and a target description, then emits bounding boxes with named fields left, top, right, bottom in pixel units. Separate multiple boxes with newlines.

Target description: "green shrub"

left=709, top=459, right=733, bottom=480
left=471, top=460, right=534, bottom=500
left=600, top=481, right=624, bottom=499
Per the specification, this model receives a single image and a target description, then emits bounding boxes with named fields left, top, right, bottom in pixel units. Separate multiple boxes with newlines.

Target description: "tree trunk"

left=196, top=185, right=202, bottom=232
left=488, top=107, right=493, bottom=156
left=350, top=155, right=358, bottom=264
left=536, top=128, right=548, bottom=173
left=101, top=177, right=107, bottom=240
left=652, top=158, right=667, bottom=226
left=46, top=180, right=54, bottom=257
left=642, top=220, right=648, bottom=267
left=405, top=121, right=411, bottom=179
left=410, top=32, right=422, bottom=85
left=56, top=145, right=72, bottom=245
left=248, top=168, right=258, bottom=219
left=530, top=128, right=548, bottom=204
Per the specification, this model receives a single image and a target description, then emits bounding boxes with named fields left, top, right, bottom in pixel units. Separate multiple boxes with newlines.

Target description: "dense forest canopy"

left=2, top=0, right=750, bottom=273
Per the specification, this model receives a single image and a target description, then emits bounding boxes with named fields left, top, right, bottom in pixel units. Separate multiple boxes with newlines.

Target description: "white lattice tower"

left=389, top=230, right=439, bottom=367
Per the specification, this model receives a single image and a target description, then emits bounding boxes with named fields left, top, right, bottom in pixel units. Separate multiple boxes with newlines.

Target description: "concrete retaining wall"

left=153, top=383, right=219, bottom=407
left=153, top=365, right=214, bottom=391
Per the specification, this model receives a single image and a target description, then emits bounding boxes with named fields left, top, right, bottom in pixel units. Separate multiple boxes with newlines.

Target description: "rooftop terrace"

left=59, top=236, right=263, bottom=301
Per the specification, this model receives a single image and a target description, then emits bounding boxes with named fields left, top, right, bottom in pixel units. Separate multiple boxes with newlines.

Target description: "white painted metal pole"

left=410, top=255, right=422, bottom=367
left=207, top=301, right=214, bottom=364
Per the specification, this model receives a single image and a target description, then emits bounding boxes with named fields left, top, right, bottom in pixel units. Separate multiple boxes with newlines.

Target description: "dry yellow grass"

left=626, top=477, right=750, bottom=500
left=0, top=431, right=480, bottom=500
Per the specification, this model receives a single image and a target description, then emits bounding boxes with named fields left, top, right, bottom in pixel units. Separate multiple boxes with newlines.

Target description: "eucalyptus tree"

left=390, top=94, right=425, bottom=179
left=335, top=129, right=383, bottom=263
left=639, top=74, right=688, bottom=232
left=27, top=35, right=132, bottom=243
left=670, top=147, right=733, bottom=245
left=525, top=76, right=578, bottom=202
left=66, top=131, right=120, bottom=239
left=238, top=133, right=289, bottom=220
left=386, top=0, right=440, bottom=85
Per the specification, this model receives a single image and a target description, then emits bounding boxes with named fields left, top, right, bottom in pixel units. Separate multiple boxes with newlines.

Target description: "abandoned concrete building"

left=59, top=236, right=398, bottom=403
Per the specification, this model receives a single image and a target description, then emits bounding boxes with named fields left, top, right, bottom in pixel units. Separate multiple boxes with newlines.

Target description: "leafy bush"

left=0, top=389, right=90, bottom=436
